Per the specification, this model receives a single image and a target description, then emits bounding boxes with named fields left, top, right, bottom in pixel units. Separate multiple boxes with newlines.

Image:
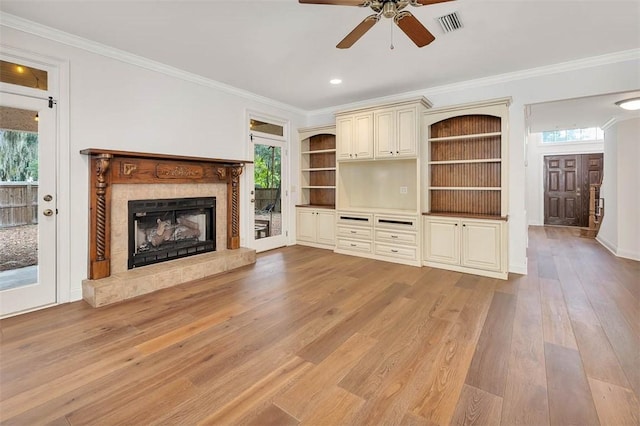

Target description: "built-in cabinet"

left=423, top=216, right=507, bottom=278
left=374, top=105, right=419, bottom=159
left=297, top=125, right=336, bottom=249
left=336, top=211, right=420, bottom=266
left=422, top=98, right=511, bottom=279
left=297, top=208, right=335, bottom=248
left=336, top=113, right=374, bottom=160
left=296, top=97, right=512, bottom=278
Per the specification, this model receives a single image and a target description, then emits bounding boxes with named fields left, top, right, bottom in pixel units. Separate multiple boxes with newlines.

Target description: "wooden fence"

left=0, top=182, right=38, bottom=227
left=254, top=188, right=281, bottom=212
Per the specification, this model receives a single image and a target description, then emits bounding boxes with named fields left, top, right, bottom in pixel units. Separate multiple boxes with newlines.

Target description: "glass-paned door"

left=0, top=92, right=57, bottom=317
left=251, top=133, right=287, bottom=252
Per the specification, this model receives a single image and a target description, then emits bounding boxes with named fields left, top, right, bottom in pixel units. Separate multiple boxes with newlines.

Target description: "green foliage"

left=254, top=144, right=280, bottom=189
left=0, top=130, right=39, bottom=182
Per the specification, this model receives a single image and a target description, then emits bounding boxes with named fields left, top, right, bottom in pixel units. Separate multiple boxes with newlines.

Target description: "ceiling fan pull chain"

left=390, top=18, right=395, bottom=50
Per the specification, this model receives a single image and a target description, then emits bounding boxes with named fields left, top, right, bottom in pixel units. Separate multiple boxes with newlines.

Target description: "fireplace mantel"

left=80, top=148, right=251, bottom=280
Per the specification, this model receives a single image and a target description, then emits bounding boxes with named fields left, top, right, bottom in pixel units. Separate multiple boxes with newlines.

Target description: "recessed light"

left=615, top=97, right=640, bottom=111
left=330, top=78, right=342, bottom=85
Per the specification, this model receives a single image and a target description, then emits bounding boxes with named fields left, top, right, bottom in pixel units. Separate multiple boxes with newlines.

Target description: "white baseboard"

left=69, top=287, right=83, bottom=302
left=617, top=248, right=640, bottom=261
left=509, top=260, right=528, bottom=275
left=595, top=236, right=640, bottom=261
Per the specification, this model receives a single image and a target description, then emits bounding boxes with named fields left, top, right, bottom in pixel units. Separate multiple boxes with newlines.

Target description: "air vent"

left=437, top=11, right=462, bottom=33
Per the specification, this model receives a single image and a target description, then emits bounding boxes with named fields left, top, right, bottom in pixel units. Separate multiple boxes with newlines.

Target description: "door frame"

left=244, top=111, right=290, bottom=252
left=0, top=45, right=71, bottom=307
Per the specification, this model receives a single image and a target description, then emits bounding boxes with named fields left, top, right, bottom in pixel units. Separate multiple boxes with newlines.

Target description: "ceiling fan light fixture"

left=382, top=2, right=397, bottom=18
left=615, top=97, right=640, bottom=111
left=330, top=78, right=343, bottom=85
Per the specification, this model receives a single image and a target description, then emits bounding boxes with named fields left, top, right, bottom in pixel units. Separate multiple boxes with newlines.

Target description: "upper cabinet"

left=336, top=112, right=373, bottom=160
left=374, top=105, right=420, bottom=159
left=336, top=97, right=431, bottom=162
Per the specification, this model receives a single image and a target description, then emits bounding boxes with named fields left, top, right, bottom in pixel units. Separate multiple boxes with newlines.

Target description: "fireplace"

left=128, top=197, right=216, bottom=269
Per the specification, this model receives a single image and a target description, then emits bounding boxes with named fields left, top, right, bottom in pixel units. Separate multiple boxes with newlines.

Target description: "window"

left=541, top=127, right=604, bottom=143
left=0, top=60, right=48, bottom=91
left=249, top=119, right=283, bottom=137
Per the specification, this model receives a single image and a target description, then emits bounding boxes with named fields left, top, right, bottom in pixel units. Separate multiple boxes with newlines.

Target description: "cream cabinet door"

left=374, top=109, right=395, bottom=158
left=336, top=116, right=354, bottom=160
left=316, top=210, right=336, bottom=245
left=296, top=208, right=317, bottom=242
left=396, top=106, right=418, bottom=157
left=353, top=112, right=373, bottom=159
left=461, top=220, right=501, bottom=271
left=424, top=217, right=460, bottom=265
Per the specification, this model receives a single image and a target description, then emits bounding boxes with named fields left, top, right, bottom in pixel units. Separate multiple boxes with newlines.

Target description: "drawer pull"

left=390, top=235, right=398, bottom=238
left=350, top=244, right=357, bottom=247
left=379, top=219, right=413, bottom=226
left=340, top=216, right=369, bottom=222
left=391, top=249, right=399, bottom=253
left=350, top=230, right=357, bottom=234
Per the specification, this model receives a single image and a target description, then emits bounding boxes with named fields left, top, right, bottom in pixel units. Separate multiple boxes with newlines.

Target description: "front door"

left=544, top=153, right=604, bottom=227
left=250, top=133, right=288, bottom=252
left=0, top=92, right=57, bottom=317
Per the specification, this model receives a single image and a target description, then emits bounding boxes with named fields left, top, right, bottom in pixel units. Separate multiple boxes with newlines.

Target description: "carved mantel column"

left=227, top=166, right=243, bottom=249
left=89, top=153, right=113, bottom=279
left=81, top=149, right=250, bottom=280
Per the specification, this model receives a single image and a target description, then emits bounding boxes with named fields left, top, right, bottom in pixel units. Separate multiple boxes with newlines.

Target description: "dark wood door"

left=544, top=153, right=603, bottom=227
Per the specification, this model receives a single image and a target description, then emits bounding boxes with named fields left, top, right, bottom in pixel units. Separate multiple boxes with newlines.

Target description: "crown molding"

left=0, top=12, right=307, bottom=116
left=309, top=48, right=640, bottom=116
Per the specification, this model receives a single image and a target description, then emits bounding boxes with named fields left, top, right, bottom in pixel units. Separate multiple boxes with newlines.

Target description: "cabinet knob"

left=455, top=223, right=458, bottom=226
left=354, top=154, right=358, bottom=158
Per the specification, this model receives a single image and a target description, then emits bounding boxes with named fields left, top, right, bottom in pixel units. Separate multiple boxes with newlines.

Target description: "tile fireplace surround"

left=80, top=149, right=255, bottom=307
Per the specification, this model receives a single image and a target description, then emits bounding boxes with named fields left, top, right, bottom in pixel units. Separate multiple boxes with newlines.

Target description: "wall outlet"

left=400, top=186, right=408, bottom=194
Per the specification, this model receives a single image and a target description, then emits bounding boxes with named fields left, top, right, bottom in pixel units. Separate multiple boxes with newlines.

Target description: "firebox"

left=128, top=197, right=216, bottom=269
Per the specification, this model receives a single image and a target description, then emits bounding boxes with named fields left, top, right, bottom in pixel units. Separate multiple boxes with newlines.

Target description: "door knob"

left=43, top=209, right=54, bottom=216
left=43, top=194, right=53, bottom=202
left=250, top=199, right=255, bottom=203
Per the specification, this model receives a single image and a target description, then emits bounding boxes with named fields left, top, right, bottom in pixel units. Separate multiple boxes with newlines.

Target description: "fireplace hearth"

left=129, top=197, right=215, bottom=269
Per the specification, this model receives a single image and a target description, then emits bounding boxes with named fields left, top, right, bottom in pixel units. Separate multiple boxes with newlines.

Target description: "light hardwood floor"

left=1, top=226, right=638, bottom=425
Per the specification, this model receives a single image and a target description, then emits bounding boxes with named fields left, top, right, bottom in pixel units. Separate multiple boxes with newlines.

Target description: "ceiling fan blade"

left=394, top=11, right=435, bottom=47
left=412, top=0, right=456, bottom=5
left=337, top=14, right=380, bottom=49
left=299, top=0, right=368, bottom=5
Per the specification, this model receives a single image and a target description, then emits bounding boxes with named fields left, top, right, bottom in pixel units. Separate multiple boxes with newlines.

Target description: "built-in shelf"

left=301, top=149, right=337, bottom=155
left=428, top=158, right=501, bottom=165
left=423, top=211, right=509, bottom=221
left=429, top=131, right=501, bottom=142
left=296, top=204, right=335, bottom=209
left=299, top=128, right=336, bottom=208
left=429, top=187, right=502, bottom=191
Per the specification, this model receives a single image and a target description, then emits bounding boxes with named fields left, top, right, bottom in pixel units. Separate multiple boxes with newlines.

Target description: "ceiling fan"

left=299, top=0, right=455, bottom=49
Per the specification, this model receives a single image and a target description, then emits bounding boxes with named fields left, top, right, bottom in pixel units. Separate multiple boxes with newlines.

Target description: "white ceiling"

left=1, top=0, right=639, bottom=127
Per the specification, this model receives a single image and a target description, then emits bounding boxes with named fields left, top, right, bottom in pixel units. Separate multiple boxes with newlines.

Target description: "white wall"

left=0, top=25, right=308, bottom=301
left=599, top=118, right=640, bottom=260
left=525, top=133, right=603, bottom=226
left=598, top=125, right=619, bottom=251
left=308, top=58, right=640, bottom=274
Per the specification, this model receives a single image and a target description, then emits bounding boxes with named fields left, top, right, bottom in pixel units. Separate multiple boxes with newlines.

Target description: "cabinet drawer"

left=375, top=243, right=417, bottom=261
left=374, top=214, right=418, bottom=230
left=337, top=238, right=372, bottom=253
left=375, top=229, right=417, bottom=245
left=338, top=226, right=373, bottom=240
left=337, top=212, right=373, bottom=227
